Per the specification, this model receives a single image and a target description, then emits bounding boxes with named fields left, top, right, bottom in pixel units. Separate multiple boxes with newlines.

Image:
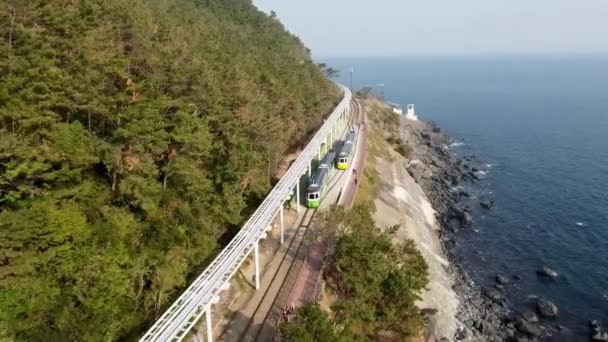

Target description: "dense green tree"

left=0, top=0, right=339, bottom=340
left=280, top=304, right=338, bottom=342
left=321, top=205, right=429, bottom=340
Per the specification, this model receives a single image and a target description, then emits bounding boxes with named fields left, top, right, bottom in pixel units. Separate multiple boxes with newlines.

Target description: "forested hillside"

left=0, top=0, right=339, bottom=340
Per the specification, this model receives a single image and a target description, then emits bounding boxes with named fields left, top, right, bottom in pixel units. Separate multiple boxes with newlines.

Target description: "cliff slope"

left=0, top=1, right=339, bottom=340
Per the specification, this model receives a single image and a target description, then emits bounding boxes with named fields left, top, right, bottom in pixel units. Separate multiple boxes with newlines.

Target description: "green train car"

left=306, top=150, right=336, bottom=208
left=337, top=129, right=356, bottom=170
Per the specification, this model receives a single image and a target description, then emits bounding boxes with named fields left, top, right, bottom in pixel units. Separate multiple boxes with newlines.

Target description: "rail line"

left=140, top=85, right=352, bottom=342
left=251, top=96, right=364, bottom=342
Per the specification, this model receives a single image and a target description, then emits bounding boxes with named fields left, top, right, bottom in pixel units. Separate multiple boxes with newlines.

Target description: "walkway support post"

left=296, top=181, right=300, bottom=212
left=206, top=308, right=212, bottom=342
left=280, top=205, right=284, bottom=244
left=254, top=243, right=260, bottom=290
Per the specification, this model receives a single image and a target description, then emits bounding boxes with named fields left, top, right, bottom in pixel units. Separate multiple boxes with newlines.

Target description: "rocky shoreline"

left=401, top=119, right=551, bottom=342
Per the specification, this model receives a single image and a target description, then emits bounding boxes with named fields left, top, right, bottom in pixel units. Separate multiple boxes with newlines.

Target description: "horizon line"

left=314, top=52, right=608, bottom=60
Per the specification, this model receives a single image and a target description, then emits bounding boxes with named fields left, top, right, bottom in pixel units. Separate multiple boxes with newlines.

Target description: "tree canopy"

left=0, top=0, right=339, bottom=340
left=281, top=205, right=429, bottom=341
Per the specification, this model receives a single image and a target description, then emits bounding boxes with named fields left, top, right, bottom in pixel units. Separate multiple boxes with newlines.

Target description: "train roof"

left=308, top=150, right=335, bottom=192
left=320, top=149, right=336, bottom=167
left=339, top=131, right=357, bottom=156
left=344, top=130, right=357, bottom=143
left=307, top=167, right=328, bottom=192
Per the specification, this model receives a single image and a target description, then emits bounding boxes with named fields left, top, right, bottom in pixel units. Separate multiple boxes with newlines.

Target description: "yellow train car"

left=336, top=129, right=356, bottom=170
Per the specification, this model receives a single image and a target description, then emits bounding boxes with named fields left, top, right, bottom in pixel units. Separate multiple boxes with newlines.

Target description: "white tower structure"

left=406, top=104, right=418, bottom=121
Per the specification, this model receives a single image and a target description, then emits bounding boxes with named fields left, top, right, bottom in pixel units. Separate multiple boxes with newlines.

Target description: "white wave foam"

left=576, top=222, right=586, bottom=227
left=449, top=142, right=465, bottom=148
left=476, top=170, right=488, bottom=176
left=484, top=163, right=495, bottom=168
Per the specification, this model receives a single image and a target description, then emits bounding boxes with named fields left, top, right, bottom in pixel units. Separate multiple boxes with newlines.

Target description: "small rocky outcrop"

left=515, top=316, right=542, bottom=337
left=496, top=274, right=509, bottom=284
left=590, top=320, right=608, bottom=341
left=537, top=266, right=558, bottom=279
left=481, top=200, right=495, bottom=209
left=454, top=207, right=473, bottom=227
left=483, top=287, right=503, bottom=302
left=521, top=311, right=539, bottom=323
left=593, top=332, right=608, bottom=342
left=537, top=298, right=558, bottom=318
left=458, top=190, right=471, bottom=198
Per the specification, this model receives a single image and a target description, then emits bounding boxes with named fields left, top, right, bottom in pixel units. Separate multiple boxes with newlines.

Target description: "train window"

left=339, top=158, right=346, bottom=163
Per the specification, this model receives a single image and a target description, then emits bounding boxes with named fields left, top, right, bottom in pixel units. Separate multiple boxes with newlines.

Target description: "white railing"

left=140, top=85, right=352, bottom=342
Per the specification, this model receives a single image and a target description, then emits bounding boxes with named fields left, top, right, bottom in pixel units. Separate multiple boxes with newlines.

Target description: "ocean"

left=329, top=56, right=608, bottom=340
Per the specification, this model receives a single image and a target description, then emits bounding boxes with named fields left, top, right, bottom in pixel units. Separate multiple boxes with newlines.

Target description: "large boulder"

left=593, top=332, right=608, bottom=341
left=449, top=206, right=473, bottom=228
left=462, top=211, right=473, bottom=226
left=484, top=287, right=503, bottom=302
left=515, top=317, right=541, bottom=336
left=537, top=266, right=559, bottom=279
left=537, top=298, right=558, bottom=318
left=521, top=311, right=539, bottom=323
left=496, top=274, right=509, bottom=284
left=481, top=200, right=495, bottom=209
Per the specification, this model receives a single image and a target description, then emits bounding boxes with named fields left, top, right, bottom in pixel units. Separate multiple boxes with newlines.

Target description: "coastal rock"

left=590, top=320, right=601, bottom=329
left=483, top=287, right=503, bottom=302
left=449, top=206, right=473, bottom=228
left=537, top=298, right=558, bottom=318
left=496, top=274, right=509, bottom=284
left=593, top=332, right=608, bottom=342
left=481, top=200, right=495, bottom=209
left=462, top=211, right=473, bottom=226
left=469, top=171, right=480, bottom=181
left=458, top=190, right=471, bottom=198
left=537, top=266, right=558, bottom=279
left=513, top=274, right=522, bottom=281
left=402, top=120, right=512, bottom=341
left=516, top=317, right=541, bottom=336
left=521, top=311, right=539, bottom=323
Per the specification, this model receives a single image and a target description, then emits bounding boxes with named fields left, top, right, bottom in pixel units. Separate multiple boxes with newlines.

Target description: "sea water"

left=330, top=56, right=608, bottom=340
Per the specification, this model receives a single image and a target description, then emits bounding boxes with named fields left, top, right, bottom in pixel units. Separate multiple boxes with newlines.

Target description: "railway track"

left=247, top=97, right=364, bottom=342
left=214, top=99, right=359, bottom=342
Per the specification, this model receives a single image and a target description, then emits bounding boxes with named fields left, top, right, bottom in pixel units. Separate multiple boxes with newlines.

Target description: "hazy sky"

left=253, top=0, right=608, bottom=58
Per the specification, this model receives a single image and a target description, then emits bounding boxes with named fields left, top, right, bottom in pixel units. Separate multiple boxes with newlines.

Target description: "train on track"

left=305, top=127, right=358, bottom=208
left=337, top=128, right=356, bottom=170
left=306, top=149, right=336, bottom=208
